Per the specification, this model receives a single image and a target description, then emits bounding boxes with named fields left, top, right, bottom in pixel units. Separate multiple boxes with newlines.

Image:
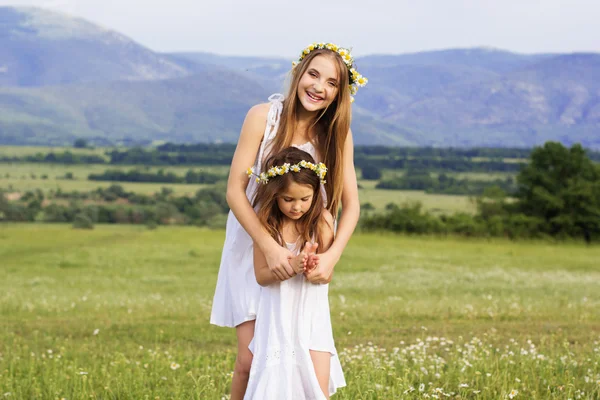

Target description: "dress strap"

left=266, top=93, right=284, bottom=137
left=256, top=93, right=284, bottom=173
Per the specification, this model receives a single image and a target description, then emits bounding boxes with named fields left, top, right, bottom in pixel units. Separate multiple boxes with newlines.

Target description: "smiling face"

left=297, top=54, right=340, bottom=113
left=276, top=181, right=315, bottom=221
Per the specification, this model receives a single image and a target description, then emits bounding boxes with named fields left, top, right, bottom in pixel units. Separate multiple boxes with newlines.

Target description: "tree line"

left=88, top=168, right=223, bottom=184
left=4, top=142, right=598, bottom=173
left=2, top=141, right=599, bottom=242
left=0, top=184, right=229, bottom=228
left=362, top=142, right=600, bottom=243
left=0, top=148, right=526, bottom=173
left=376, top=171, right=516, bottom=196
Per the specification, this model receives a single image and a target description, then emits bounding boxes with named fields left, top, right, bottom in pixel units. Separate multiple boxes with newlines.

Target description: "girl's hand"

left=264, top=242, right=295, bottom=281
left=289, top=242, right=317, bottom=274
left=305, top=250, right=335, bottom=284
left=305, top=253, right=319, bottom=273
left=288, top=253, right=308, bottom=274
left=303, top=243, right=319, bottom=274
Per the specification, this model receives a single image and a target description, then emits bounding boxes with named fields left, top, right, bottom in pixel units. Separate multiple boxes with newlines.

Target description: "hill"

left=0, top=6, right=189, bottom=86
left=0, top=6, right=598, bottom=148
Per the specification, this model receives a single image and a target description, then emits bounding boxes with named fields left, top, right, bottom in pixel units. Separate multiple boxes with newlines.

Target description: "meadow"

left=0, top=163, right=220, bottom=196
left=0, top=146, right=111, bottom=158
left=1, top=224, right=599, bottom=399
left=0, top=163, right=477, bottom=214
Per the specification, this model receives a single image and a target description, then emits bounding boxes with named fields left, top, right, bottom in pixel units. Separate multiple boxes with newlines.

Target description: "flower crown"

left=247, top=160, right=327, bottom=185
left=292, top=42, right=368, bottom=103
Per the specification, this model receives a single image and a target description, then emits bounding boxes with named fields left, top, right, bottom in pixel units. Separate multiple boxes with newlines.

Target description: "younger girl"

left=245, top=147, right=345, bottom=399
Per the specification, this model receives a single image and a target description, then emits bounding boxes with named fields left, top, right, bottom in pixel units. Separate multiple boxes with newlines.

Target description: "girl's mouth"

left=306, top=91, right=324, bottom=102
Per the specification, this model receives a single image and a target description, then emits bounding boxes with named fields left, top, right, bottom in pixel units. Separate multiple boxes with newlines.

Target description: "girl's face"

left=277, top=181, right=315, bottom=221
left=297, top=55, right=340, bottom=113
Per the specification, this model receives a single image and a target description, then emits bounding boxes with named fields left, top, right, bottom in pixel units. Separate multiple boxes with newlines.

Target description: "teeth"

left=308, top=92, right=322, bottom=101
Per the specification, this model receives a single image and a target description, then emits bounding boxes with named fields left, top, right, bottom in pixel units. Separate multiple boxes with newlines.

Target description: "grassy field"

left=0, top=163, right=479, bottom=213
left=1, top=224, right=599, bottom=399
left=0, top=163, right=228, bottom=196
left=0, top=146, right=112, bottom=158
left=358, top=180, right=476, bottom=214
left=360, top=170, right=514, bottom=182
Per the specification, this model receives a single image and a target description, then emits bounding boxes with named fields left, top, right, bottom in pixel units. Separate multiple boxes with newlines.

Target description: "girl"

left=210, top=43, right=366, bottom=399
left=246, top=147, right=345, bottom=399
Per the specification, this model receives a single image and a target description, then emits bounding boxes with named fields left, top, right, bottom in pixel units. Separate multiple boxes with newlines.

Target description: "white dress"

left=244, top=242, right=346, bottom=400
left=210, top=94, right=326, bottom=328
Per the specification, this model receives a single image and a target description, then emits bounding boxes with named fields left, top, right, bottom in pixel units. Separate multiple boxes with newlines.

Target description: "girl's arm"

left=303, top=209, right=335, bottom=275
left=253, top=241, right=291, bottom=286
left=319, top=209, right=335, bottom=252
left=226, top=104, right=295, bottom=281
left=306, top=129, right=360, bottom=284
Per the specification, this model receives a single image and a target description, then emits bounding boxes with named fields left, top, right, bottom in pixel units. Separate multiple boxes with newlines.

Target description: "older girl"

left=210, top=43, right=366, bottom=399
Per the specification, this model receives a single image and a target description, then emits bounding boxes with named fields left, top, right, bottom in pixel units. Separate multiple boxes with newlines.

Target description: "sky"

left=0, top=0, right=598, bottom=57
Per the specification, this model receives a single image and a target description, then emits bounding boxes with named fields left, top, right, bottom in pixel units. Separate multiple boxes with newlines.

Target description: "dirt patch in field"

left=5, top=192, right=22, bottom=201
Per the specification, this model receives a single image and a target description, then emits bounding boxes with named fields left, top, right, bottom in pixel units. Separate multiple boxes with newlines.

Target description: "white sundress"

left=244, top=242, right=346, bottom=400
left=210, top=93, right=327, bottom=328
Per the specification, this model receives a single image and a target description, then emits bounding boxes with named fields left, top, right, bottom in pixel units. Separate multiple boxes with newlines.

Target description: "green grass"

left=0, top=163, right=229, bottom=195
left=1, top=224, right=599, bottom=399
left=0, top=145, right=111, bottom=158
left=359, top=169, right=514, bottom=182
left=1, top=163, right=477, bottom=213
left=358, top=180, right=477, bottom=214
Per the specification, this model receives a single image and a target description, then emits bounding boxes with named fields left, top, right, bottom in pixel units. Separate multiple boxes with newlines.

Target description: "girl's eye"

left=328, top=81, right=337, bottom=87
left=309, top=72, right=317, bottom=78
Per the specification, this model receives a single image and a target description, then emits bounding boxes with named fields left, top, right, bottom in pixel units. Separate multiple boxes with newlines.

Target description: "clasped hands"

left=288, top=242, right=319, bottom=276
left=266, top=241, right=332, bottom=284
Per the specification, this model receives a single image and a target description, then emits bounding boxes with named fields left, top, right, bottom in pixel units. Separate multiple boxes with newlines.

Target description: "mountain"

left=163, top=48, right=600, bottom=148
left=0, top=6, right=189, bottom=86
left=0, top=70, right=415, bottom=146
left=0, top=68, right=271, bottom=145
left=357, top=47, right=555, bottom=74
left=377, top=53, right=600, bottom=147
left=0, top=6, right=598, bottom=148
left=164, top=52, right=290, bottom=93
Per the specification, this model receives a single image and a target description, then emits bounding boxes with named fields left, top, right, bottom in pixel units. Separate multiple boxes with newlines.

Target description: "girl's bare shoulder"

left=246, top=102, right=272, bottom=123
left=239, top=102, right=272, bottom=142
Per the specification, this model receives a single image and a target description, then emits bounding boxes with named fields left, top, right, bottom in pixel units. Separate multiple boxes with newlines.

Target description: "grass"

left=0, top=163, right=229, bottom=195
left=0, top=163, right=477, bottom=213
left=358, top=180, right=477, bottom=214
left=1, top=224, right=599, bottom=399
left=359, top=170, right=514, bottom=182
left=0, top=145, right=111, bottom=158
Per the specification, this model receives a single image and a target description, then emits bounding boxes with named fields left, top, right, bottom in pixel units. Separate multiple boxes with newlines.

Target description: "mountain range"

left=0, top=6, right=598, bottom=148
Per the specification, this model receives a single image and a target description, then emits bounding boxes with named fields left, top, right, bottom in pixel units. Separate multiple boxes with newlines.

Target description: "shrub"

left=73, top=213, right=94, bottom=229
left=361, top=165, right=382, bottom=180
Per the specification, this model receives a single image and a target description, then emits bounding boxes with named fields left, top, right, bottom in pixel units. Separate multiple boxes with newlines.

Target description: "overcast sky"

left=0, top=0, right=598, bottom=57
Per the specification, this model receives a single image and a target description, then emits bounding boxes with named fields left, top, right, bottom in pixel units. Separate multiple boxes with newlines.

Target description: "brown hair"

left=268, top=49, right=352, bottom=216
left=253, top=147, right=325, bottom=250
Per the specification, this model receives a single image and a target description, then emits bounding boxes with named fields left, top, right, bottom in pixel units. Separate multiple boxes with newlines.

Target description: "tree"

left=74, top=138, right=88, bottom=148
left=73, top=213, right=94, bottom=229
left=361, top=165, right=382, bottom=180
left=515, top=142, right=600, bottom=242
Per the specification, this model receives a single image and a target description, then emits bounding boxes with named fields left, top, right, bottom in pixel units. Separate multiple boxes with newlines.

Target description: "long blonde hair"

left=268, top=49, right=352, bottom=216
